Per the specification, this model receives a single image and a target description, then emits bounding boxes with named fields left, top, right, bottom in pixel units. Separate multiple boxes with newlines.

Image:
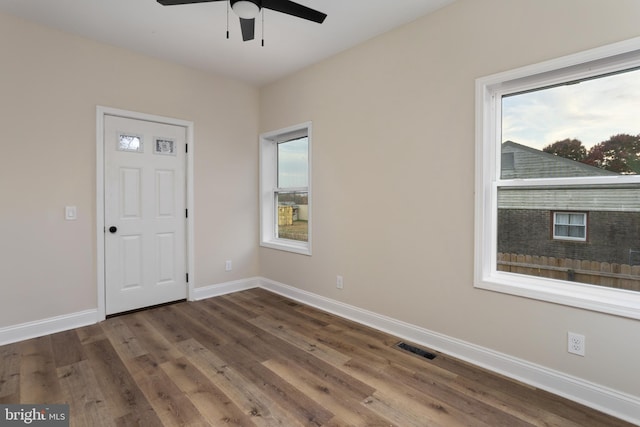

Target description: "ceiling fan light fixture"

left=231, top=0, right=260, bottom=19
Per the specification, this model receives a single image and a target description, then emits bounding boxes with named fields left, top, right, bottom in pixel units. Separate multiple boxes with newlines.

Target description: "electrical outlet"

left=225, top=260, right=232, bottom=271
left=336, top=275, right=344, bottom=289
left=568, top=332, right=585, bottom=356
left=65, top=206, right=77, bottom=220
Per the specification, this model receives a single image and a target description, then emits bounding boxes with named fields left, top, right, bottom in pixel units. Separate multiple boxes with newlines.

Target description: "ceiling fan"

left=157, top=0, right=327, bottom=42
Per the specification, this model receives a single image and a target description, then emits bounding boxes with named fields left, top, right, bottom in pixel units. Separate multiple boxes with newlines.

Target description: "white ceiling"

left=0, top=0, right=454, bottom=87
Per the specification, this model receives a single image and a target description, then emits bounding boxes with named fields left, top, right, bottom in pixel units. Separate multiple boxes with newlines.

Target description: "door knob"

left=109, top=226, right=117, bottom=233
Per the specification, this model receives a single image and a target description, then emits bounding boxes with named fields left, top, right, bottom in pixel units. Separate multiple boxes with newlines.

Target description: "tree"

left=542, top=138, right=587, bottom=162
left=584, top=133, right=640, bottom=174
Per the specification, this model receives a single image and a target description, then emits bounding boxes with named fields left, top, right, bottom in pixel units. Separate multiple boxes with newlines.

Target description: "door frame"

left=96, top=106, right=195, bottom=321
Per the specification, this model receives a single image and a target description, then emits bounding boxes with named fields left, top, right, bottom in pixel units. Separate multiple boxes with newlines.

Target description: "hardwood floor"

left=0, top=288, right=634, bottom=426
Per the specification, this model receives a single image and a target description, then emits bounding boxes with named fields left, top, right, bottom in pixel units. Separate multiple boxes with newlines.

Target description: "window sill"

left=260, top=239, right=312, bottom=256
left=475, top=271, right=640, bottom=320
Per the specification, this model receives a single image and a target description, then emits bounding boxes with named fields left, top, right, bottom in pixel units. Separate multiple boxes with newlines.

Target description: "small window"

left=154, top=137, right=176, bottom=155
left=553, top=212, right=587, bottom=241
left=118, top=133, right=143, bottom=152
left=260, top=123, right=312, bottom=255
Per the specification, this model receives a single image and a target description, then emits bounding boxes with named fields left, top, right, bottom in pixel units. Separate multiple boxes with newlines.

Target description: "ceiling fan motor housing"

left=230, top=0, right=261, bottom=19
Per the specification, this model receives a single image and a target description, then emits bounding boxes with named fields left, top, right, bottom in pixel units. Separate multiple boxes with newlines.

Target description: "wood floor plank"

left=0, top=342, right=21, bottom=404
left=344, top=357, right=498, bottom=427
left=176, top=338, right=307, bottom=426
left=57, top=360, right=111, bottom=427
left=50, top=329, right=86, bottom=368
left=384, top=360, right=532, bottom=427
left=221, top=292, right=329, bottom=331
left=278, top=343, right=376, bottom=402
left=0, top=289, right=635, bottom=427
left=449, top=373, right=588, bottom=427
left=75, top=323, right=107, bottom=345
left=247, top=314, right=351, bottom=367
left=19, top=336, right=64, bottom=404
left=101, top=317, right=148, bottom=362
left=131, top=353, right=207, bottom=427
left=121, top=312, right=183, bottom=365
left=82, top=338, right=161, bottom=425
left=263, top=357, right=391, bottom=427
left=212, top=293, right=264, bottom=320
left=434, top=354, right=633, bottom=427
left=175, top=299, right=254, bottom=344
left=154, top=303, right=228, bottom=349
left=161, top=356, right=257, bottom=426
left=223, top=357, right=334, bottom=427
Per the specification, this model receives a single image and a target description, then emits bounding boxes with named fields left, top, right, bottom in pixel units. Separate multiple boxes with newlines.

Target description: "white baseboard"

left=191, top=277, right=261, bottom=301
left=258, top=277, right=640, bottom=426
left=0, top=309, right=98, bottom=346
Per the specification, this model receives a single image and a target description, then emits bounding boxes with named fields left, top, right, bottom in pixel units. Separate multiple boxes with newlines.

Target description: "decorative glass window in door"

left=118, top=133, right=143, bottom=153
left=155, top=137, right=176, bottom=155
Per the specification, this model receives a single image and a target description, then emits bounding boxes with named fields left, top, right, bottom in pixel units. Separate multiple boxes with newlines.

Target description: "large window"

left=475, top=37, right=640, bottom=319
left=260, top=123, right=311, bottom=255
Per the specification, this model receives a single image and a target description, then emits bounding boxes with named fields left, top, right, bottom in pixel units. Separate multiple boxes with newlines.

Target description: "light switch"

left=65, top=206, right=77, bottom=220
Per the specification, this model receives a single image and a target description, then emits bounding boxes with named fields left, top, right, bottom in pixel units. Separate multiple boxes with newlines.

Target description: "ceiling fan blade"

left=239, top=18, right=256, bottom=41
left=157, top=0, right=224, bottom=5
left=262, top=0, right=327, bottom=23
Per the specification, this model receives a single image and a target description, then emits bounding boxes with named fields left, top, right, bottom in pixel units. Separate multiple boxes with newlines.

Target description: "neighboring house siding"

left=498, top=187, right=640, bottom=212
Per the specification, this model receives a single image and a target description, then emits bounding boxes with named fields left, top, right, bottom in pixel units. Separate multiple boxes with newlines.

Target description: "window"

left=260, top=122, right=312, bottom=255
left=118, top=133, right=143, bottom=152
left=475, top=37, right=640, bottom=319
left=553, top=212, right=587, bottom=241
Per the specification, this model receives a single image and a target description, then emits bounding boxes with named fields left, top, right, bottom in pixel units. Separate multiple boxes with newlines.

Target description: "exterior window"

left=553, top=212, right=587, bottom=241
left=276, top=137, right=309, bottom=242
left=476, top=37, right=640, bottom=319
left=260, top=123, right=312, bottom=255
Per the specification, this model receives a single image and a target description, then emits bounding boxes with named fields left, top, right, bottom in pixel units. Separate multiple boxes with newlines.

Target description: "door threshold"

left=106, top=298, right=187, bottom=318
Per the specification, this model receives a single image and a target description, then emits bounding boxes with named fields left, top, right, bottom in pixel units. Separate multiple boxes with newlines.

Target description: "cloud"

left=502, top=68, right=640, bottom=150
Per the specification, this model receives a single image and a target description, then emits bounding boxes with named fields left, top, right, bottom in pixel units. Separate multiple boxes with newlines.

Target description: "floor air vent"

left=395, top=342, right=437, bottom=360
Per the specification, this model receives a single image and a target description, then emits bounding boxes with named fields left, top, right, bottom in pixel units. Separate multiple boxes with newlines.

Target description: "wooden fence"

left=497, top=253, right=640, bottom=291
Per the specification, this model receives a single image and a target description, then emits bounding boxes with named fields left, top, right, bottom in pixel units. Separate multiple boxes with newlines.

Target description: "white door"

left=104, top=115, right=187, bottom=315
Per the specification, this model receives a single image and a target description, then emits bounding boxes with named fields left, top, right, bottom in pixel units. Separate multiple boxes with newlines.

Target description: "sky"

left=502, top=67, right=640, bottom=150
left=278, top=137, right=308, bottom=188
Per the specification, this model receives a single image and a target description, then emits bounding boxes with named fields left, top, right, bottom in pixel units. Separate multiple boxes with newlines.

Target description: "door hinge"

left=185, top=143, right=188, bottom=153
left=185, top=209, right=188, bottom=218
left=186, top=273, right=189, bottom=283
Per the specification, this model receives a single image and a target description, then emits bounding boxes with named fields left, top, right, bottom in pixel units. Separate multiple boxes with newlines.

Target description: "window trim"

left=552, top=211, right=587, bottom=242
left=259, top=122, right=312, bottom=255
left=475, top=37, right=640, bottom=320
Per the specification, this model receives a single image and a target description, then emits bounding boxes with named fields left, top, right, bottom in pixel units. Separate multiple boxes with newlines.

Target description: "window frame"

left=259, top=122, right=312, bottom=255
left=552, top=211, right=587, bottom=242
left=475, top=37, right=640, bottom=320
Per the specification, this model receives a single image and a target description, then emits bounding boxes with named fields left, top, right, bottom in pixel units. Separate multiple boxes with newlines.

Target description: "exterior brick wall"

left=498, top=209, right=640, bottom=264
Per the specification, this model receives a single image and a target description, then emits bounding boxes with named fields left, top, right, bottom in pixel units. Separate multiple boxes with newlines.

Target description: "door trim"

left=96, top=106, right=195, bottom=321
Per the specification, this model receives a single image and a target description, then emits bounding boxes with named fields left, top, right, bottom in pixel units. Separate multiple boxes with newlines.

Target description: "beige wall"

left=259, top=0, right=640, bottom=398
left=0, top=12, right=260, bottom=326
